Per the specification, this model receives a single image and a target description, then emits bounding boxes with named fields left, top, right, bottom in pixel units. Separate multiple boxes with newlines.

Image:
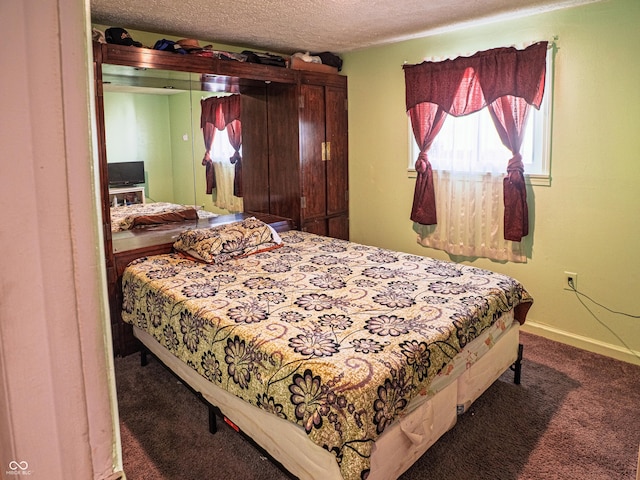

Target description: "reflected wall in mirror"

left=103, top=65, right=242, bottom=214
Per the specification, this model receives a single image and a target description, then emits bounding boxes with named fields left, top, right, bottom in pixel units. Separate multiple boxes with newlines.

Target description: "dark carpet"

left=114, top=332, right=640, bottom=479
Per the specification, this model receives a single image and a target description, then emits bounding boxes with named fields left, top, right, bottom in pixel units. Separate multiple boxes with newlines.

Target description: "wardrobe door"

left=325, top=85, right=349, bottom=239
left=266, top=83, right=301, bottom=227
left=240, top=86, right=270, bottom=214
left=299, top=83, right=327, bottom=226
left=297, top=81, right=349, bottom=239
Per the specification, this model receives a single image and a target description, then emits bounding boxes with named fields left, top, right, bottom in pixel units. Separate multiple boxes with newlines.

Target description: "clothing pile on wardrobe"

left=93, top=27, right=343, bottom=71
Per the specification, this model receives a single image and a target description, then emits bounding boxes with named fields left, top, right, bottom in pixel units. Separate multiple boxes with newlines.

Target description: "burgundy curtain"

left=201, top=122, right=217, bottom=194
left=404, top=41, right=547, bottom=240
left=408, top=103, right=448, bottom=224
left=487, top=95, right=532, bottom=241
left=200, top=95, right=242, bottom=196
left=226, top=119, right=243, bottom=197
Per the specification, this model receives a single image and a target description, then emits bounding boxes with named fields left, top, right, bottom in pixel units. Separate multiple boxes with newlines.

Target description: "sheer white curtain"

left=210, top=131, right=243, bottom=212
left=415, top=171, right=526, bottom=262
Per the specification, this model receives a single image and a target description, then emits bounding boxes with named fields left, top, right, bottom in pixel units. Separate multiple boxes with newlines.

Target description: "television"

left=107, top=161, right=145, bottom=187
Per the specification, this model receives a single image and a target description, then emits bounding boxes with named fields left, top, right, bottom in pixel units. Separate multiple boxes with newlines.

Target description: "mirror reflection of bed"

left=110, top=202, right=219, bottom=233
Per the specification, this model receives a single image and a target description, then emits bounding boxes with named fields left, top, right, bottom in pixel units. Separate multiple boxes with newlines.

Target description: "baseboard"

left=101, top=471, right=126, bottom=480
left=521, top=321, right=640, bottom=366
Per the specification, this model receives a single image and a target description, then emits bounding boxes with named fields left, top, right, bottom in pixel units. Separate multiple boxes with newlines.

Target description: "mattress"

left=371, top=313, right=520, bottom=480
left=121, top=227, right=532, bottom=479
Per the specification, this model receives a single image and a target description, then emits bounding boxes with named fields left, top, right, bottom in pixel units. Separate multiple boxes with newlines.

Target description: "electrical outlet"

left=564, top=271, right=577, bottom=291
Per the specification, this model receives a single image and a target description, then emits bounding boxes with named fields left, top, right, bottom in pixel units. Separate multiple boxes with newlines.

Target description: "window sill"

left=526, top=173, right=551, bottom=186
left=406, top=169, right=551, bottom=186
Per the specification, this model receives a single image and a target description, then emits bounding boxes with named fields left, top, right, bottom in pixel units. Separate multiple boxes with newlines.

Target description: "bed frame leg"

left=208, top=404, right=217, bottom=434
left=510, top=343, right=524, bottom=385
left=140, top=347, right=149, bottom=367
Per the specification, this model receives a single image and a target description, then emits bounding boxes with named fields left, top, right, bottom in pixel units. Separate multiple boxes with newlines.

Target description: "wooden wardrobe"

left=242, top=75, right=349, bottom=240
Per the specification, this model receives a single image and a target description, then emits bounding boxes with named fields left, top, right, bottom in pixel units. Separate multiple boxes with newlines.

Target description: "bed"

left=111, top=202, right=218, bottom=232
left=120, top=218, right=533, bottom=480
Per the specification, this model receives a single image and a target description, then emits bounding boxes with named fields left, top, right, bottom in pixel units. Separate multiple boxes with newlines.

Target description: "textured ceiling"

left=91, top=0, right=599, bottom=54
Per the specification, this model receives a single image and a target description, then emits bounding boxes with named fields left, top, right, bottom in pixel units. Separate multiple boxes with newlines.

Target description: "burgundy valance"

left=201, top=95, right=241, bottom=130
left=404, top=41, right=547, bottom=115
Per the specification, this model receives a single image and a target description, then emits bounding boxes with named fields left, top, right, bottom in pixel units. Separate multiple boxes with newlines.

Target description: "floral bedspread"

left=121, top=230, right=533, bottom=480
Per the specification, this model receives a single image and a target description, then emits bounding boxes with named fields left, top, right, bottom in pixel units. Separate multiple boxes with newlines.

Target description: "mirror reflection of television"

left=108, top=161, right=145, bottom=187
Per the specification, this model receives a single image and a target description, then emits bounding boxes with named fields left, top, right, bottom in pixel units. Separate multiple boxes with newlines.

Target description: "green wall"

left=342, top=0, right=640, bottom=364
left=167, top=92, right=197, bottom=206
left=104, top=89, right=231, bottom=213
left=104, top=91, right=176, bottom=202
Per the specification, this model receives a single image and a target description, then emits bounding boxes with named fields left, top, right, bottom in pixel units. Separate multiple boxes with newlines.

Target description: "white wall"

left=0, top=0, right=121, bottom=478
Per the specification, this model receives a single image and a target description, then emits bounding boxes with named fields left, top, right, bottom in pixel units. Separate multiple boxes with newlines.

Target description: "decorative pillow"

left=172, top=217, right=282, bottom=263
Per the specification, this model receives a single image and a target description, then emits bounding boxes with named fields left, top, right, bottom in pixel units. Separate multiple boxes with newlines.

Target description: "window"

left=404, top=42, right=552, bottom=262
left=200, top=94, right=243, bottom=212
left=409, top=51, right=552, bottom=186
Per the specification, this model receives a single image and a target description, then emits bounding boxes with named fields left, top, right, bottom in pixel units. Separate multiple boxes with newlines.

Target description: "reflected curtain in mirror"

left=200, top=95, right=242, bottom=196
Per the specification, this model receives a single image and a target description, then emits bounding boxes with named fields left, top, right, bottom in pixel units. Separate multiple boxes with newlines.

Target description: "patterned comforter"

left=121, top=230, right=533, bottom=480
